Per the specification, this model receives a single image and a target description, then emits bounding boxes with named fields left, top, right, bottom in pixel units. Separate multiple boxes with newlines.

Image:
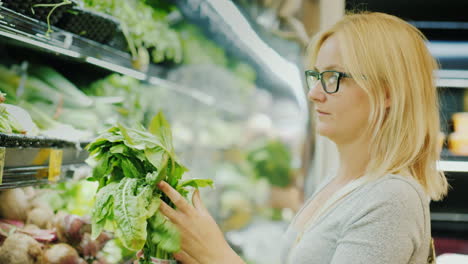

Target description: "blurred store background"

left=0, top=0, right=467, bottom=263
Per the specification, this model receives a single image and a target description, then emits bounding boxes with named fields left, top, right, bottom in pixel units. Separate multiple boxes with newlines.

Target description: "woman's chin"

left=316, top=125, right=334, bottom=138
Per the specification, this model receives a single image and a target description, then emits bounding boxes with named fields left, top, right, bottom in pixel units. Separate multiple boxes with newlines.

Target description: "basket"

left=57, top=7, right=122, bottom=46
left=1, top=0, right=75, bottom=26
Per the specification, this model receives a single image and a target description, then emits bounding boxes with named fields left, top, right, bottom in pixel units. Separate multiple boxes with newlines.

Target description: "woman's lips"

left=316, top=110, right=330, bottom=115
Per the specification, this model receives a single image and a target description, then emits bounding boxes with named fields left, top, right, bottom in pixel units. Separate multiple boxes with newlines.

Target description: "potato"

left=44, top=244, right=80, bottom=264
left=0, top=233, right=43, bottom=264
left=27, top=207, right=54, bottom=229
left=0, top=189, right=29, bottom=221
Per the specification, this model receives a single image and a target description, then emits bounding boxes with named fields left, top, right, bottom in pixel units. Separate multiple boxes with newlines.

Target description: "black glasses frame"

left=304, top=70, right=352, bottom=94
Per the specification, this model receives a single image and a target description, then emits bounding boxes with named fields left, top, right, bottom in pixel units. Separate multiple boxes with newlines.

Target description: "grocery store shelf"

left=431, top=212, right=468, bottom=223
left=173, top=0, right=309, bottom=116
left=437, top=148, right=468, bottom=172
left=0, top=132, right=87, bottom=149
left=437, top=70, right=468, bottom=88
left=0, top=6, right=237, bottom=115
left=0, top=163, right=87, bottom=189
left=0, top=6, right=145, bottom=78
left=437, top=161, right=468, bottom=172
left=0, top=133, right=89, bottom=189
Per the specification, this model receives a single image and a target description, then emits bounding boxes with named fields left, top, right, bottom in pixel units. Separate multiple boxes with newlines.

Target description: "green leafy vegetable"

left=178, top=179, right=215, bottom=189
left=81, top=0, right=182, bottom=64
left=113, top=178, right=159, bottom=251
left=176, top=23, right=228, bottom=66
left=30, top=66, right=93, bottom=108
left=247, top=140, right=293, bottom=187
left=0, top=92, right=25, bottom=134
left=87, top=112, right=213, bottom=262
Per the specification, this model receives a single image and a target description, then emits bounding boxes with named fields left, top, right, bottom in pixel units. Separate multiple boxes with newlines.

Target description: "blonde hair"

left=307, top=12, right=448, bottom=201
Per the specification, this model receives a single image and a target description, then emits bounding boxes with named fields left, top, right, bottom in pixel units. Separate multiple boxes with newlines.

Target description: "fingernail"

left=157, top=181, right=164, bottom=188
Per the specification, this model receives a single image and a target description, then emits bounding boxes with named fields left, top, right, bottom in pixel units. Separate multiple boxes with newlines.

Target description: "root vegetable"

left=77, top=232, right=111, bottom=258
left=44, top=243, right=80, bottom=264
left=53, top=212, right=68, bottom=243
left=19, top=228, right=57, bottom=243
left=23, top=187, right=37, bottom=201
left=78, top=233, right=99, bottom=257
left=53, top=212, right=88, bottom=244
left=0, top=233, right=43, bottom=264
left=0, top=189, right=29, bottom=221
left=23, top=224, right=40, bottom=232
left=27, top=207, right=54, bottom=229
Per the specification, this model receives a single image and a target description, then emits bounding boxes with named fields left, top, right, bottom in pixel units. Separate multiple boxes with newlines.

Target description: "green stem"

left=120, top=22, right=138, bottom=59
left=31, top=0, right=72, bottom=36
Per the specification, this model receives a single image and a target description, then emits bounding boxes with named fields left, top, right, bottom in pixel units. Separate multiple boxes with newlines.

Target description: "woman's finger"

left=158, top=199, right=180, bottom=223
left=173, top=250, right=201, bottom=264
left=192, top=189, right=207, bottom=213
left=157, top=181, right=193, bottom=214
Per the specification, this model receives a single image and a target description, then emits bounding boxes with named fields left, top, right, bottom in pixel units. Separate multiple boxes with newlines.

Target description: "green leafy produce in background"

left=86, top=73, right=148, bottom=128
left=176, top=23, right=228, bottom=66
left=0, top=65, right=94, bottom=140
left=87, top=112, right=213, bottom=263
left=35, top=179, right=99, bottom=216
left=80, top=0, right=182, bottom=64
left=247, top=139, right=293, bottom=187
left=0, top=92, right=24, bottom=134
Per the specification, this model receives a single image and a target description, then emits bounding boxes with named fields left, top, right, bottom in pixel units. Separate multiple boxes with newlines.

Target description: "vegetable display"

left=0, top=187, right=111, bottom=263
left=86, top=112, right=213, bottom=263
left=0, top=65, right=93, bottom=140
left=247, top=139, right=293, bottom=187
left=80, top=0, right=182, bottom=65
left=0, top=92, right=25, bottom=135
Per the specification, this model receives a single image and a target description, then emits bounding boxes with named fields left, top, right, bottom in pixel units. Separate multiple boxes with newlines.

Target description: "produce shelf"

left=173, top=0, right=308, bottom=115
left=0, top=5, right=237, bottom=115
left=432, top=212, right=468, bottom=223
left=0, top=132, right=89, bottom=189
left=438, top=149, right=468, bottom=172
left=436, top=70, right=468, bottom=88
left=0, top=163, right=86, bottom=189
left=438, top=160, right=468, bottom=172
left=0, top=5, right=149, bottom=78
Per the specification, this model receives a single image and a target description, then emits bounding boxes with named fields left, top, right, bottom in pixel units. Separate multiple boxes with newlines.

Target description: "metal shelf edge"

left=437, top=160, right=468, bottom=172
left=431, top=212, right=468, bottom=222
left=0, top=163, right=89, bottom=189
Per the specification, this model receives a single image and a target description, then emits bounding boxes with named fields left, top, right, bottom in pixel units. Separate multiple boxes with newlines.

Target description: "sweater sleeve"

left=330, top=178, right=427, bottom=264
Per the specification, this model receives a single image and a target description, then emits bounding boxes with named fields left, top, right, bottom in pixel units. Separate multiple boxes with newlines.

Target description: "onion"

left=0, top=189, right=30, bottom=221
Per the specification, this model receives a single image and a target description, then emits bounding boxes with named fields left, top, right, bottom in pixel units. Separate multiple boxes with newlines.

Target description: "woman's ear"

left=385, top=96, right=391, bottom=108
left=384, top=88, right=391, bottom=108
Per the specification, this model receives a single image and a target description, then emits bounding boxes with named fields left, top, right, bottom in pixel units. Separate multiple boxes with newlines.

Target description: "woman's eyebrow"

left=314, top=64, right=345, bottom=71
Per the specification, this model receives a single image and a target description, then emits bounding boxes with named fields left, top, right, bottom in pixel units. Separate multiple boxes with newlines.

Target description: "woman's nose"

left=307, top=81, right=326, bottom=103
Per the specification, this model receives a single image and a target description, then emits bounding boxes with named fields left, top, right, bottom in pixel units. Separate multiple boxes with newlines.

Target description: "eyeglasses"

left=305, top=70, right=352, bottom=94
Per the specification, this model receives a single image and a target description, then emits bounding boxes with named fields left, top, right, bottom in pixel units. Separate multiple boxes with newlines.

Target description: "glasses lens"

left=322, top=72, right=340, bottom=93
left=306, top=72, right=320, bottom=90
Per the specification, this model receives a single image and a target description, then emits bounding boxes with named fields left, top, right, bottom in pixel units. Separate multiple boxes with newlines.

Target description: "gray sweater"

left=280, top=174, right=431, bottom=264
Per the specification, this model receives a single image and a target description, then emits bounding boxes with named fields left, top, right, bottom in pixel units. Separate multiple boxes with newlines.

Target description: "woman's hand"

left=157, top=181, right=245, bottom=264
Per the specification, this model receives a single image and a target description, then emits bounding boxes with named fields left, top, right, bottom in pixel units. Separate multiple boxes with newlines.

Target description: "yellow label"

left=0, top=148, right=5, bottom=185
left=32, top=149, right=51, bottom=165
left=48, top=149, right=63, bottom=182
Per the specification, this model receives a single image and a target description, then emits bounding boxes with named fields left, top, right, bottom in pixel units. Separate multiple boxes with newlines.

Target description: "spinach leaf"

left=113, top=178, right=159, bottom=251
left=178, top=179, right=214, bottom=189
left=91, top=182, right=118, bottom=239
left=149, top=111, right=173, bottom=152
left=148, top=211, right=180, bottom=253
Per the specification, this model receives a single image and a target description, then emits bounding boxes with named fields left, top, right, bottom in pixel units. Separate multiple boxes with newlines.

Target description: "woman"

left=157, top=12, right=449, bottom=264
